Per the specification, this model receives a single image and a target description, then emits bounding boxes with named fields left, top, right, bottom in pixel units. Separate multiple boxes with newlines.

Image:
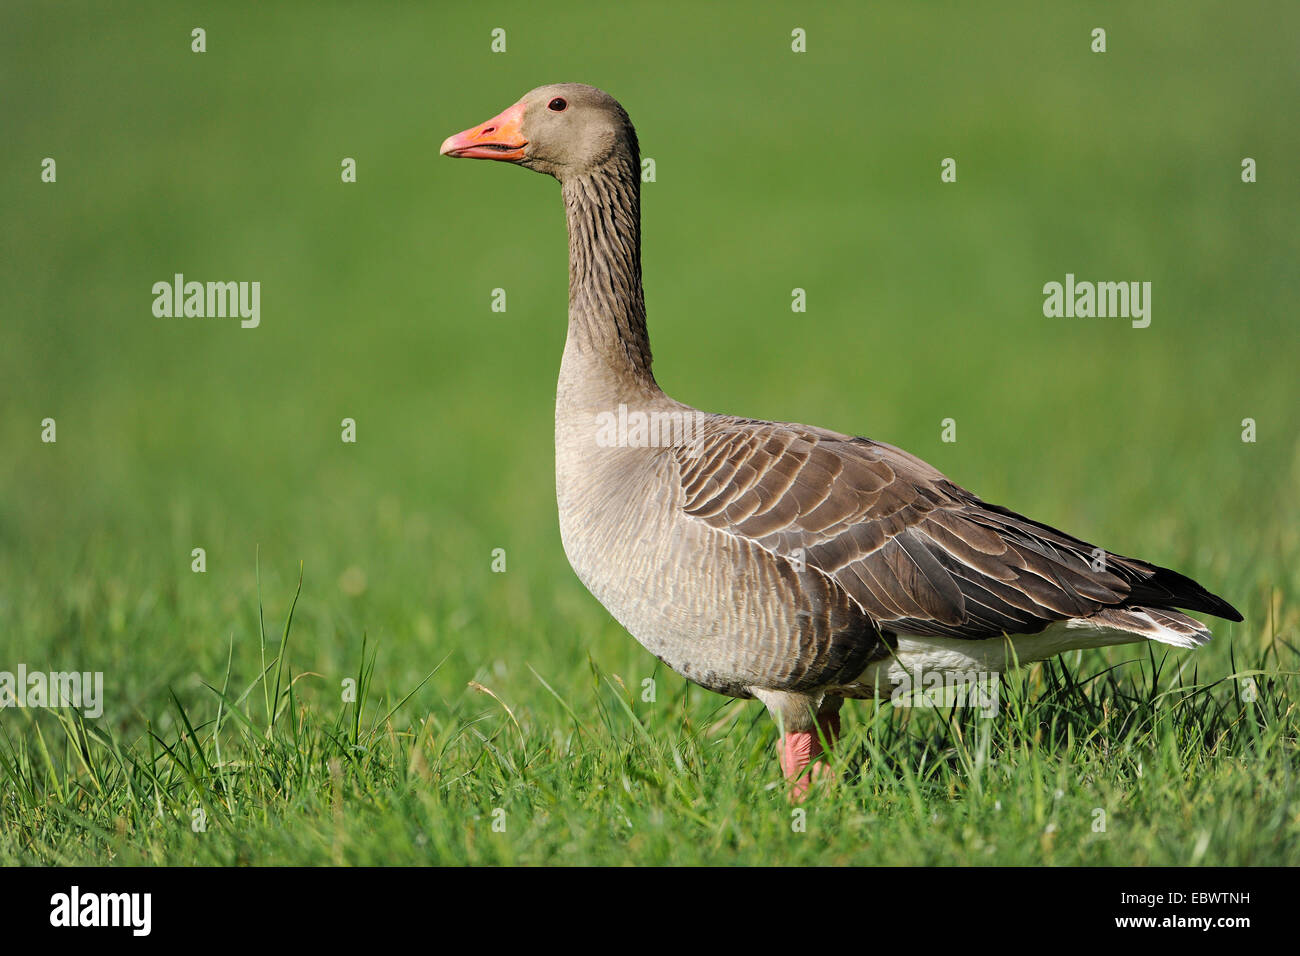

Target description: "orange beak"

left=440, top=101, right=528, bottom=161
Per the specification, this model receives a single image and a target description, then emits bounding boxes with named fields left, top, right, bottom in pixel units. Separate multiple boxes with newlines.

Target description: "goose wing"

left=674, top=417, right=1239, bottom=639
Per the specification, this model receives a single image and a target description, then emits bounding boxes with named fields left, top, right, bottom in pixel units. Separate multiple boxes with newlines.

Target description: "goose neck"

left=561, top=160, right=657, bottom=393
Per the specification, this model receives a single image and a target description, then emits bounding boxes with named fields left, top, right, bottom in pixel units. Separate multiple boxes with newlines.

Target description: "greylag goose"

left=440, top=84, right=1242, bottom=798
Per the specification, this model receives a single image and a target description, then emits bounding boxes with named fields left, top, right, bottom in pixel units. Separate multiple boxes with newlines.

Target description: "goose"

left=440, top=84, right=1242, bottom=798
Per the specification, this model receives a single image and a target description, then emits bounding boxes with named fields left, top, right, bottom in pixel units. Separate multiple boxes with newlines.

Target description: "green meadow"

left=1, top=1, right=1296, bottom=865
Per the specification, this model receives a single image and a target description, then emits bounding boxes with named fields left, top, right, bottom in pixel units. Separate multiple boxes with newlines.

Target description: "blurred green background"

left=1, top=1, right=1297, bottom=862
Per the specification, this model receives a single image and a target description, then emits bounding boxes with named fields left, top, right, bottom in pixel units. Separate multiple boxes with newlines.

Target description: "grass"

left=2, top=566, right=1296, bottom=865
left=1, top=1, right=1298, bottom=864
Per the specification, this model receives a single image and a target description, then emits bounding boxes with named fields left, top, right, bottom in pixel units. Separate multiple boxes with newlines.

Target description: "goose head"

left=440, top=83, right=637, bottom=180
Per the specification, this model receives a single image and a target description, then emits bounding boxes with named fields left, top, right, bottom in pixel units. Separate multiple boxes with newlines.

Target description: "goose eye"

left=548, top=97, right=567, bottom=112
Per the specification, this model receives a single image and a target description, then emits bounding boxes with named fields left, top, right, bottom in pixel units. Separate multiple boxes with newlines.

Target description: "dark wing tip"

left=1214, top=598, right=1245, bottom=623
left=1140, top=564, right=1243, bottom=622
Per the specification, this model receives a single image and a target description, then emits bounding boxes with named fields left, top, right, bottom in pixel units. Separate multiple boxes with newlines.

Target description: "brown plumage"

left=442, top=83, right=1242, bottom=792
left=676, top=418, right=1239, bottom=644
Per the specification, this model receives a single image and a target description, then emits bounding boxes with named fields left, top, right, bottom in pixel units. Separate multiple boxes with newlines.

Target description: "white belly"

left=850, top=619, right=1146, bottom=695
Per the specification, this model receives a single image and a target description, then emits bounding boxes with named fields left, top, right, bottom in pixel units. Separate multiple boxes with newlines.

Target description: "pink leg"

left=779, top=712, right=841, bottom=802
